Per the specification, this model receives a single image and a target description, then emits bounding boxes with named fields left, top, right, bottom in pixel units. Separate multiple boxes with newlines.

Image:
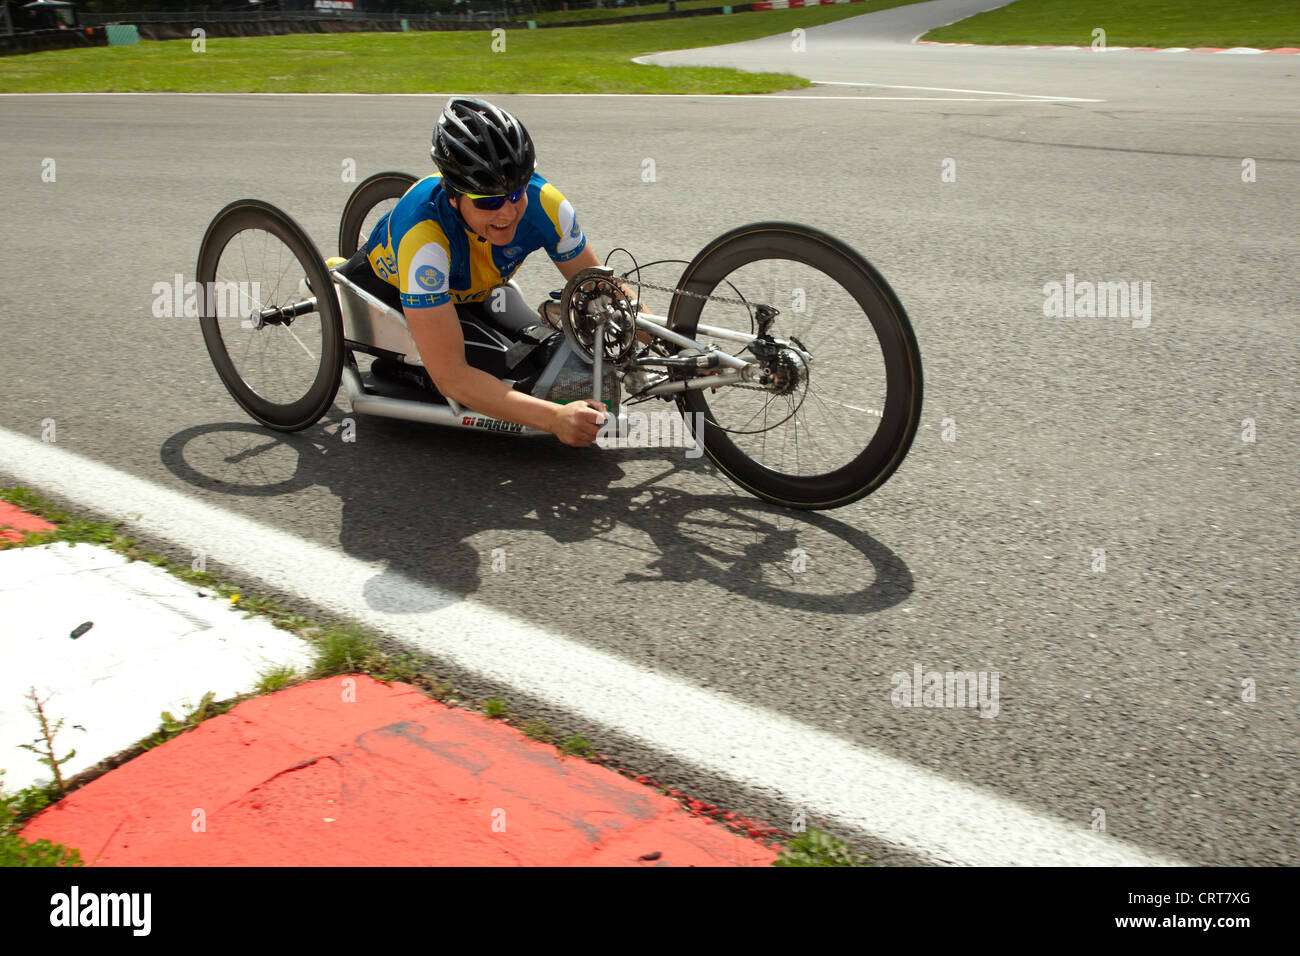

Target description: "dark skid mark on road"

left=957, top=129, right=1300, bottom=164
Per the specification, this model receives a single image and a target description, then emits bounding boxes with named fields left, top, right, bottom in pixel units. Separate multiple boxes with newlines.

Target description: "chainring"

left=558, top=267, right=639, bottom=366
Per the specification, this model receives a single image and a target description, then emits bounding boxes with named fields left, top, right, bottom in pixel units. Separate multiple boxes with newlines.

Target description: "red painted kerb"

left=0, top=501, right=55, bottom=542
left=22, top=677, right=779, bottom=866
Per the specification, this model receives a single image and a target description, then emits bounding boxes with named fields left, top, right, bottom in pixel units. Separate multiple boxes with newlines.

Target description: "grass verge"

left=923, top=0, right=1299, bottom=49
left=772, top=827, right=870, bottom=865
left=0, top=775, right=83, bottom=867
left=0, top=2, right=923, bottom=93
left=1, top=485, right=867, bottom=864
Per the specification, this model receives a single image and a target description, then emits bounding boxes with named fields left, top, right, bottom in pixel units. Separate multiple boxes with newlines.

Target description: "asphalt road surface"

left=1, top=0, right=1296, bottom=865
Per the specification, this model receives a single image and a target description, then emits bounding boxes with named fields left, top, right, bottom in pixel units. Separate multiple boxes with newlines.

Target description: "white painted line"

left=524, top=92, right=1101, bottom=101
left=810, top=80, right=1101, bottom=102
left=523, top=94, right=1097, bottom=102
left=1218, top=47, right=1264, bottom=54
left=0, top=92, right=474, bottom=97
left=0, top=428, right=1184, bottom=866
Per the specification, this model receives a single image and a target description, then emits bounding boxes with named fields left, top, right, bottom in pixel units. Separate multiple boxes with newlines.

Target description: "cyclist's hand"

left=552, top=400, right=608, bottom=447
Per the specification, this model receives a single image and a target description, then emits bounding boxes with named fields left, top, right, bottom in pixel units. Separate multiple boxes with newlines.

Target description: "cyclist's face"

left=452, top=191, right=528, bottom=245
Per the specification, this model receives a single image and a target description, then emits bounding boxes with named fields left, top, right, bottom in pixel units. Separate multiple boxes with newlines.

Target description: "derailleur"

left=744, top=334, right=811, bottom=395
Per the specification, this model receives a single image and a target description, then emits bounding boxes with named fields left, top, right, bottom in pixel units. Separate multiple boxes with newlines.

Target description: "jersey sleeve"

left=536, top=181, right=586, bottom=263
left=396, top=221, right=452, bottom=309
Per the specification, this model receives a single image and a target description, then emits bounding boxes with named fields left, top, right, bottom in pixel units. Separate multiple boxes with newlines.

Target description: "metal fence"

left=3, top=1, right=741, bottom=55
left=79, top=10, right=475, bottom=24
left=76, top=1, right=668, bottom=26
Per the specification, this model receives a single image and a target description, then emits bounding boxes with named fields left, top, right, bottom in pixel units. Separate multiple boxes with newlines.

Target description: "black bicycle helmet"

left=431, top=97, right=535, bottom=197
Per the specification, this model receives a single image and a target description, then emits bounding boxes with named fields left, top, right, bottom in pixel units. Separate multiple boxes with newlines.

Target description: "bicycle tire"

left=338, top=171, right=418, bottom=258
left=668, top=222, right=923, bottom=510
left=196, top=199, right=344, bottom=432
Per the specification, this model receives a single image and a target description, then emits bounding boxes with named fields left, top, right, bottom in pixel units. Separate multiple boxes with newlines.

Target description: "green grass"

left=519, top=719, right=557, bottom=744
left=0, top=774, right=83, bottom=867
left=273, top=614, right=314, bottom=632
left=0, top=2, right=923, bottom=93
left=254, top=663, right=301, bottom=694
left=558, top=732, right=595, bottom=758
left=0, top=487, right=124, bottom=550
left=924, top=0, right=1300, bottom=49
left=311, top=623, right=380, bottom=675
left=2, top=486, right=871, bottom=861
left=771, top=828, right=870, bottom=866
left=371, top=652, right=425, bottom=684
left=140, top=692, right=233, bottom=751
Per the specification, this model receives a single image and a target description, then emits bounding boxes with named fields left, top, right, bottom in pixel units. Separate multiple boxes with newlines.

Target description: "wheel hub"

left=768, top=351, right=803, bottom=395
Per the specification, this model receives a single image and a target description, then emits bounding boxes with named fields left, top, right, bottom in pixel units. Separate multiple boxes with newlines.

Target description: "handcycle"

left=195, top=172, right=924, bottom=510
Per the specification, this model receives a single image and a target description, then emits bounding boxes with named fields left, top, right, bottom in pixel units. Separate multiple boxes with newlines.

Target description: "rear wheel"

left=196, top=199, right=344, bottom=432
left=669, top=223, right=923, bottom=510
left=338, top=171, right=418, bottom=258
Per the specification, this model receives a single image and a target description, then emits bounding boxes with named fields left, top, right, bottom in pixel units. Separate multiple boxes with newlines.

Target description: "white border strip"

left=914, top=41, right=1291, bottom=54
left=0, top=427, right=1183, bottom=866
left=810, top=80, right=1101, bottom=102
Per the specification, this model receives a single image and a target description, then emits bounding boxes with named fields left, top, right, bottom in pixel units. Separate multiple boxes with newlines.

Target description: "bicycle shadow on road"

left=159, top=414, right=914, bottom=616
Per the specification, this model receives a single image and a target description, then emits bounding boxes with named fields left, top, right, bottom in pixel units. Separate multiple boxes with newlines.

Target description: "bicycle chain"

left=623, top=278, right=759, bottom=309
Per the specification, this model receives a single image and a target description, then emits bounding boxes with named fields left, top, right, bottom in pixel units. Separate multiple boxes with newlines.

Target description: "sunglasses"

left=462, top=187, right=525, bottom=211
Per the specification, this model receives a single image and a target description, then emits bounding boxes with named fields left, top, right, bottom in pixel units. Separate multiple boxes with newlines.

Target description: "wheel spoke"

left=814, top=395, right=870, bottom=414
left=197, top=201, right=342, bottom=432
left=284, top=324, right=320, bottom=362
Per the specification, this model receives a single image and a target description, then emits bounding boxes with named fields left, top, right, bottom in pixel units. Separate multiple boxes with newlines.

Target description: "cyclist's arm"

left=554, top=245, right=600, bottom=282
left=542, top=184, right=639, bottom=306
left=403, top=302, right=607, bottom=446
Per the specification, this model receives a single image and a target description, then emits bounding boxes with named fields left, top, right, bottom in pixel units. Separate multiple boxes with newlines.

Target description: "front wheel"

left=338, top=171, right=418, bottom=258
left=669, top=223, right=923, bottom=510
left=196, top=199, right=344, bottom=431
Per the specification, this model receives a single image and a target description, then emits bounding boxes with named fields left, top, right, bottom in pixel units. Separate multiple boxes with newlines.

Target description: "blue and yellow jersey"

left=362, top=171, right=586, bottom=310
